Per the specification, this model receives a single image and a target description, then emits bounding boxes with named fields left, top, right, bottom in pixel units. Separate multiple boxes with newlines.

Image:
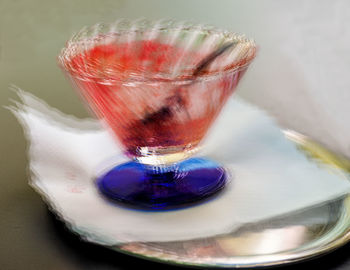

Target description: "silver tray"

left=60, top=131, right=350, bottom=268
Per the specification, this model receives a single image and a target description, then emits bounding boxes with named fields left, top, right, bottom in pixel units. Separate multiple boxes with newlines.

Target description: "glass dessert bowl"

left=58, top=19, right=256, bottom=210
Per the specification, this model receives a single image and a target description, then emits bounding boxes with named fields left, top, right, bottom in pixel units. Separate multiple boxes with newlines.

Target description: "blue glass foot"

left=96, top=158, right=227, bottom=210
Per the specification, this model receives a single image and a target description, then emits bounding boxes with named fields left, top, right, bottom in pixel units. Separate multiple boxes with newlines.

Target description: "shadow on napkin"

left=8, top=88, right=350, bottom=244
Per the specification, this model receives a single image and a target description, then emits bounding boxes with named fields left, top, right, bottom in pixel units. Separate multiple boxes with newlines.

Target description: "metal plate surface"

left=54, top=131, right=350, bottom=268
left=112, top=131, right=350, bottom=268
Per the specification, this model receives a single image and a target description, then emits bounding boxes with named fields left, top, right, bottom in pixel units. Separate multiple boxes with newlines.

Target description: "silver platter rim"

left=108, top=130, right=350, bottom=268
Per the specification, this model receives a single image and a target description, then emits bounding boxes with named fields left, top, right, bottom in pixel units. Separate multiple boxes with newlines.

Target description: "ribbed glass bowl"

left=58, top=19, right=256, bottom=210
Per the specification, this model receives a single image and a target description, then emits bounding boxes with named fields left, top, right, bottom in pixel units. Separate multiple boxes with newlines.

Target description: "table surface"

left=1, top=0, right=350, bottom=269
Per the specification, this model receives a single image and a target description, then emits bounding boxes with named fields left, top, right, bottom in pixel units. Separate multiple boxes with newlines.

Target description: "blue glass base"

left=96, top=158, right=227, bottom=210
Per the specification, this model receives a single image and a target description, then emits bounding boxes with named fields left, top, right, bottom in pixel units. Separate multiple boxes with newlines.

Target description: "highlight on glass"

left=58, top=19, right=256, bottom=210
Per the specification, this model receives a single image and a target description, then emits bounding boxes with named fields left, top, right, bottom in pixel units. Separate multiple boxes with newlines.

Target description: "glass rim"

left=58, top=19, right=257, bottom=84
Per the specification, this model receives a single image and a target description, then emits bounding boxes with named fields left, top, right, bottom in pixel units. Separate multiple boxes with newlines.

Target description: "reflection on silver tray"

left=104, top=131, right=350, bottom=268
left=13, top=88, right=350, bottom=268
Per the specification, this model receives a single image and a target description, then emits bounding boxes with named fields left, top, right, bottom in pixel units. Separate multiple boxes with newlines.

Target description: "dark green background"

left=1, top=0, right=350, bottom=269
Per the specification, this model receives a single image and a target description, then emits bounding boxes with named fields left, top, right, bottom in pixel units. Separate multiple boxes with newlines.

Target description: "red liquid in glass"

left=68, top=40, right=245, bottom=157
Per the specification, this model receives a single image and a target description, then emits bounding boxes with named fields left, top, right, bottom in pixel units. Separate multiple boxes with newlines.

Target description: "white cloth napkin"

left=10, top=89, right=350, bottom=245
